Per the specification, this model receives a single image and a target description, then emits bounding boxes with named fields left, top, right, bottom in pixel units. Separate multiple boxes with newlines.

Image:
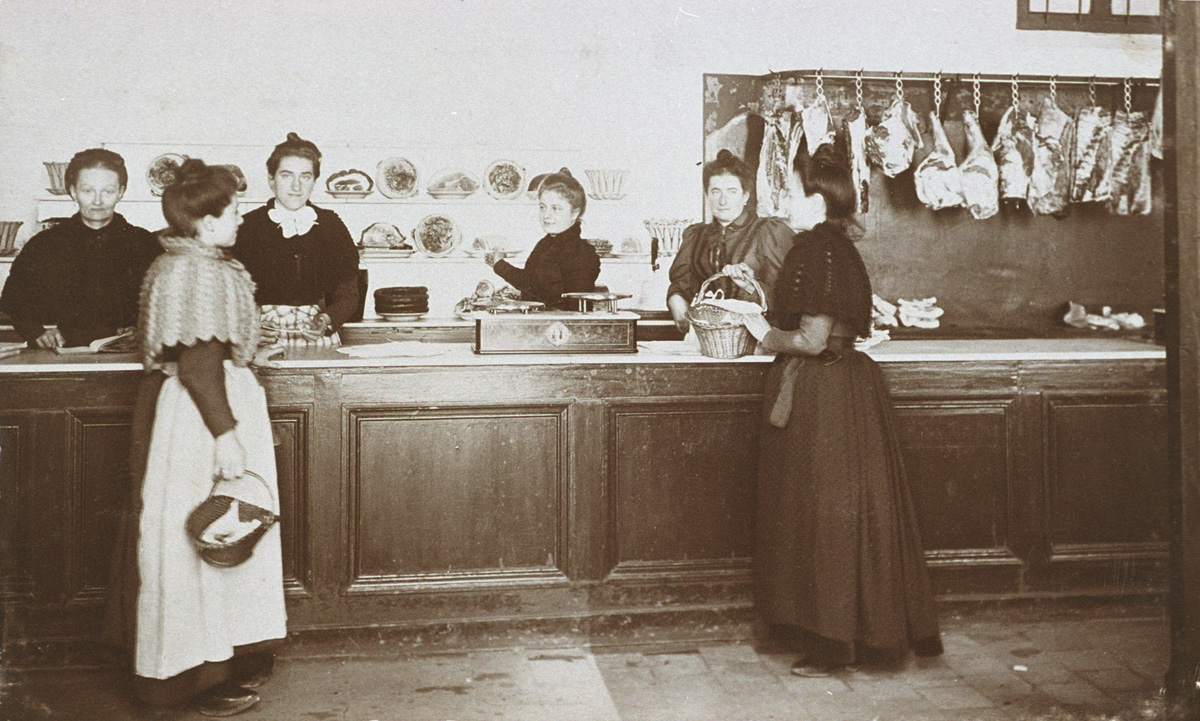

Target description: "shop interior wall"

left=0, top=0, right=1162, bottom=317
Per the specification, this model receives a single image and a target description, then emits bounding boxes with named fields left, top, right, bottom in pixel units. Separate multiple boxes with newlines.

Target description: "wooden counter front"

left=0, top=339, right=1167, bottom=658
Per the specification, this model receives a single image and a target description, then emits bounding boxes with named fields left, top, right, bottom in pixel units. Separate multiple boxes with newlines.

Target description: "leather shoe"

left=190, top=683, right=259, bottom=717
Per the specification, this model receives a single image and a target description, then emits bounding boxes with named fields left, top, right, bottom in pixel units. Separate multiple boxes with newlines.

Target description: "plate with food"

left=147, top=153, right=188, bottom=196
left=483, top=160, right=525, bottom=200
left=326, top=169, right=374, bottom=198
left=359, top=221, right=411, bottom=250
left=426, top=168, right=480, bottom=199
left=412, top=214, right=461, bottom=257
left=464, top=235, right=519, bottom=258
left=376, top=157, right=419, bottom=199
left=379, top=312, right=427, bottom=322
left=610, top=237, right=646, bottom=257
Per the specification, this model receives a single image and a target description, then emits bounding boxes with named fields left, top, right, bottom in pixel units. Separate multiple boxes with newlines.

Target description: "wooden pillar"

left=1164, top=1, right=1200, bottom=717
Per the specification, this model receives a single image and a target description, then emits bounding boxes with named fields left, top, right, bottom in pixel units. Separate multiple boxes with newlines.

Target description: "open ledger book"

left=53, top=331, right=138, bottom=355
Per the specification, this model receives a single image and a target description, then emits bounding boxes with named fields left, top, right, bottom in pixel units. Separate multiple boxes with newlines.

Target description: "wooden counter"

left=0, top=338, right=1167, bottom=659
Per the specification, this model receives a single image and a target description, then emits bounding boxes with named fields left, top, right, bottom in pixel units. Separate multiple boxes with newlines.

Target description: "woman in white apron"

left=233, top=133, right=361, bottom=347
left=109, top=159, right=286, bottom=716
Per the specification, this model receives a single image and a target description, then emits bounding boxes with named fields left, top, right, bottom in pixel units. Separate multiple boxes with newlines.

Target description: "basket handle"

left=691, top=271, right=768, bottom=313
left=210, top=469, right=277, bottom=510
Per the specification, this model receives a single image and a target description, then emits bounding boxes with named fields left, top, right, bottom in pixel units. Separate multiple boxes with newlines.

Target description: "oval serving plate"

left=147, top=153, right=188, bottom=197
left=378, top=312, right=427, bottom=321
left=484, top=159, right=525, bottom=200
left=426, top=167, right=479, bottom=199
left=412, top=214, right=462, bottom=257
left=376, top=157, right=419, bottom=199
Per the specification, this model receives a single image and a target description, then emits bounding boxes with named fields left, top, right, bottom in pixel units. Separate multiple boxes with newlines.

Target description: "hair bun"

left=286, top=132, right=303, bottom=143
left=175, top=158, right=208, bottom=182
left=557, top=167, right=573, bottom=178
left=716, top=149, right=736, bottom=162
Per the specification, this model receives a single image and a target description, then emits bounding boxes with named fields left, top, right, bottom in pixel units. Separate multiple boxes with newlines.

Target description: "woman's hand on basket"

left=721, top=263, right=757, bottom=294
left=213, top=429, right=247, bottom=481
left=300, top=312, right=331, bottom=341
left=740, top=312, right=773, bottom=342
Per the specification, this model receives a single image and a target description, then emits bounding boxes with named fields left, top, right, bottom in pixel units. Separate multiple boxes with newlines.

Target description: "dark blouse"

left=0, top=213, right=160, bottom=346
left=772, top=222, right=873, bottom=338
left=233, top=200, right=360, bottom=329
left=492, top=222, right=600, bottom=310
left=667, top=210, right=793, bottom=305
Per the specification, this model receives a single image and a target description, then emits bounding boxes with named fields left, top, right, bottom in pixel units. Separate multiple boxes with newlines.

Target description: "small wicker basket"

left=686, top=273, right=767, bottom=359
left=185, top=470, right=277, bottom=568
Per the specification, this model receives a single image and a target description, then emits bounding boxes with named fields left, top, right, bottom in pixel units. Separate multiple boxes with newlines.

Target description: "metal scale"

left=472, top=292, right=639, bottom=354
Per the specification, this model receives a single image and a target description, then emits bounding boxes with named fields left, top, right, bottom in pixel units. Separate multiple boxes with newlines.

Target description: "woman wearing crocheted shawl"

left=735, top=145, right=943, bottom=679
left=104, top=160, right=285, bottom=717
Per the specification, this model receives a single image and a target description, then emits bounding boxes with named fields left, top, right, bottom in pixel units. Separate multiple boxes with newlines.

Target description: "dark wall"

left=704, top=73, right=1163, bottom=333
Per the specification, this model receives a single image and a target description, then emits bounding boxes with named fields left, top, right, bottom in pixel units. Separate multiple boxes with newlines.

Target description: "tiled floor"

left=0, top=615, right=1170, bottom=720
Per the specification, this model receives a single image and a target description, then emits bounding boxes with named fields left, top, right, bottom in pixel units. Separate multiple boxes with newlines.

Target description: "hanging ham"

left=1027, top=97, right=1075, bottom=217
left=914, top=112, right=965, bottom=210
left=756, top=110, right=794, bottom=218
left=957, top=111, right=999, bottom=220
left=866, top=97, right=923, bottom=177
left=801, top=95, right=836, bottom=156
left=1108, top=110, right=1152, bottom=216
left=1150, top=89, right=1163, bottom=160
left=991, top=105, right=1035, bottom=207
left=1070, top=106, right=1113, bottom=203
left=843, top=107, right=870, bottom=214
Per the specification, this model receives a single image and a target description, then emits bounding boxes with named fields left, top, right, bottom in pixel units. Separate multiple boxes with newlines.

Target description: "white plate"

left=378, top=312, right=427, bottom=321
left=464, top=249, right=519, bottom=258
left=327, top=190, right=373, bottom=200
left=484, top=159, right=526, bottom=200
left=427, top=189, right=476, bottom=199
left=412, top=214, right=461, bottom=257
left=376, top=157, right=419, bottom=199
left=360, top=248, right=415, bottom=257
left=147, top=153, right=188, bottom=197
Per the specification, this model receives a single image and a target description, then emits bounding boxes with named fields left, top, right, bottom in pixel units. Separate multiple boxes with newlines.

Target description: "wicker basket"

left=185, top=470, right=277, bottom=568
left=686, top=273, right=767, bottom=359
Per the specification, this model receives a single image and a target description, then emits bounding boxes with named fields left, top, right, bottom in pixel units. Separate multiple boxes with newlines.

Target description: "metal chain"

left=855, top=70, right=864, bottom=110
left=1011, top=74, right=1020, bottom=111
left=972, top=73, right=981, bottom=117
left=895, top=71, right=904, bottom=101
left=1088, top=76, right=1097, bottom=106
left=1123, top=77, right=1132, bottom=114
left=1049, top=75, right=1057, bottom=104
left=933, top=72, right=942, bottom=117
left=815, top=68, right=825, bottom=101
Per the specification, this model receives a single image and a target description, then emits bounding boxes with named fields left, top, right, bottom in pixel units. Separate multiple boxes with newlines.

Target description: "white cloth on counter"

left=336, top=341, right=457, bottom=358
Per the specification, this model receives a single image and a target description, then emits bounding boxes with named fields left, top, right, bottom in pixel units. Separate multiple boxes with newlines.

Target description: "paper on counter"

left=336, top=341, right=457, bottom=358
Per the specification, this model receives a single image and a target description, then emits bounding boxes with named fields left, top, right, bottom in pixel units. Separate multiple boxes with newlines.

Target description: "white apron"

left=135, top=362, right=287, bottom=680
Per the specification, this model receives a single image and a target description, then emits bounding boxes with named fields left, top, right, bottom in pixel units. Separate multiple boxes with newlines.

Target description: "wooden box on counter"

left=472, top=311, right=639, bottom=354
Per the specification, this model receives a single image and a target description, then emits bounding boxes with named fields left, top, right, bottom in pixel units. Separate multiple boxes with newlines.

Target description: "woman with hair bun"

left=106, top=159, right=285, bottom=716
left=234, top=132, right=360, bottom=345
left=666, top=149, right=793, bottom=333
left=738, top=144, right=942, bottom=678
left=483, top=167, right=600, bottom=310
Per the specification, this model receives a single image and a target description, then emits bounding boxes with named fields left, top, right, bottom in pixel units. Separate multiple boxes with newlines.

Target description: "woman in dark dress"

left=667, top=149, right=793, bottom=333
left=483, top=168, right=600, bottom=310
left=234, top=133, right=360, bottom=344
left=738, top=144, right=942, bottom=677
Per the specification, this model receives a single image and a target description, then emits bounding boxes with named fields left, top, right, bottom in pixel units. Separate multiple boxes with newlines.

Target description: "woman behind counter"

left=106, top=160, right=285, bottom=716
left=737, top=145, right=942, bottom=677
left=234, top=133, right=360, bottom=344
left=484, top=168, right=600, bottom=310
left=666, top=149, right=793, bottom=333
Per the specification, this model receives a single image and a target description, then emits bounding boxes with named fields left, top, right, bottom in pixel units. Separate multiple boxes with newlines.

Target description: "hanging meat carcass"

left=755, top=110, right=795, bottom=218
left=914, top=112, right=965, bottom=210
left=991, top=105, right=1035, bottom=207
left=1027, top=96, right=1075, bottom=217
left=843, top=107, right=870, bottom=214
left=957, top=110, right=999, bottom=220
left=801, top=94, right=836, bottom=156
left=1108, top=110, right=1152, bottom=215
left=866, top=96, right=923, bottom=177
left=1070, top=106, right=1114, bottom=203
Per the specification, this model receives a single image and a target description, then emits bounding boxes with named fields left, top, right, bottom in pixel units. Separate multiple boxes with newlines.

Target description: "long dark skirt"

left=755, top=350, right=942, bottom=665
left=102, top=372, right=279, bottom=707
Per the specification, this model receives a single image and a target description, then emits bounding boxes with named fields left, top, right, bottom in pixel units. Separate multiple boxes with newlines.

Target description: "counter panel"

left=0, top=340, right=1169, bottom=661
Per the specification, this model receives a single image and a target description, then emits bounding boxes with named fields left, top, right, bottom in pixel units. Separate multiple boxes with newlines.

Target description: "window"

left=1017, top=0, right=1161, bottom=33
